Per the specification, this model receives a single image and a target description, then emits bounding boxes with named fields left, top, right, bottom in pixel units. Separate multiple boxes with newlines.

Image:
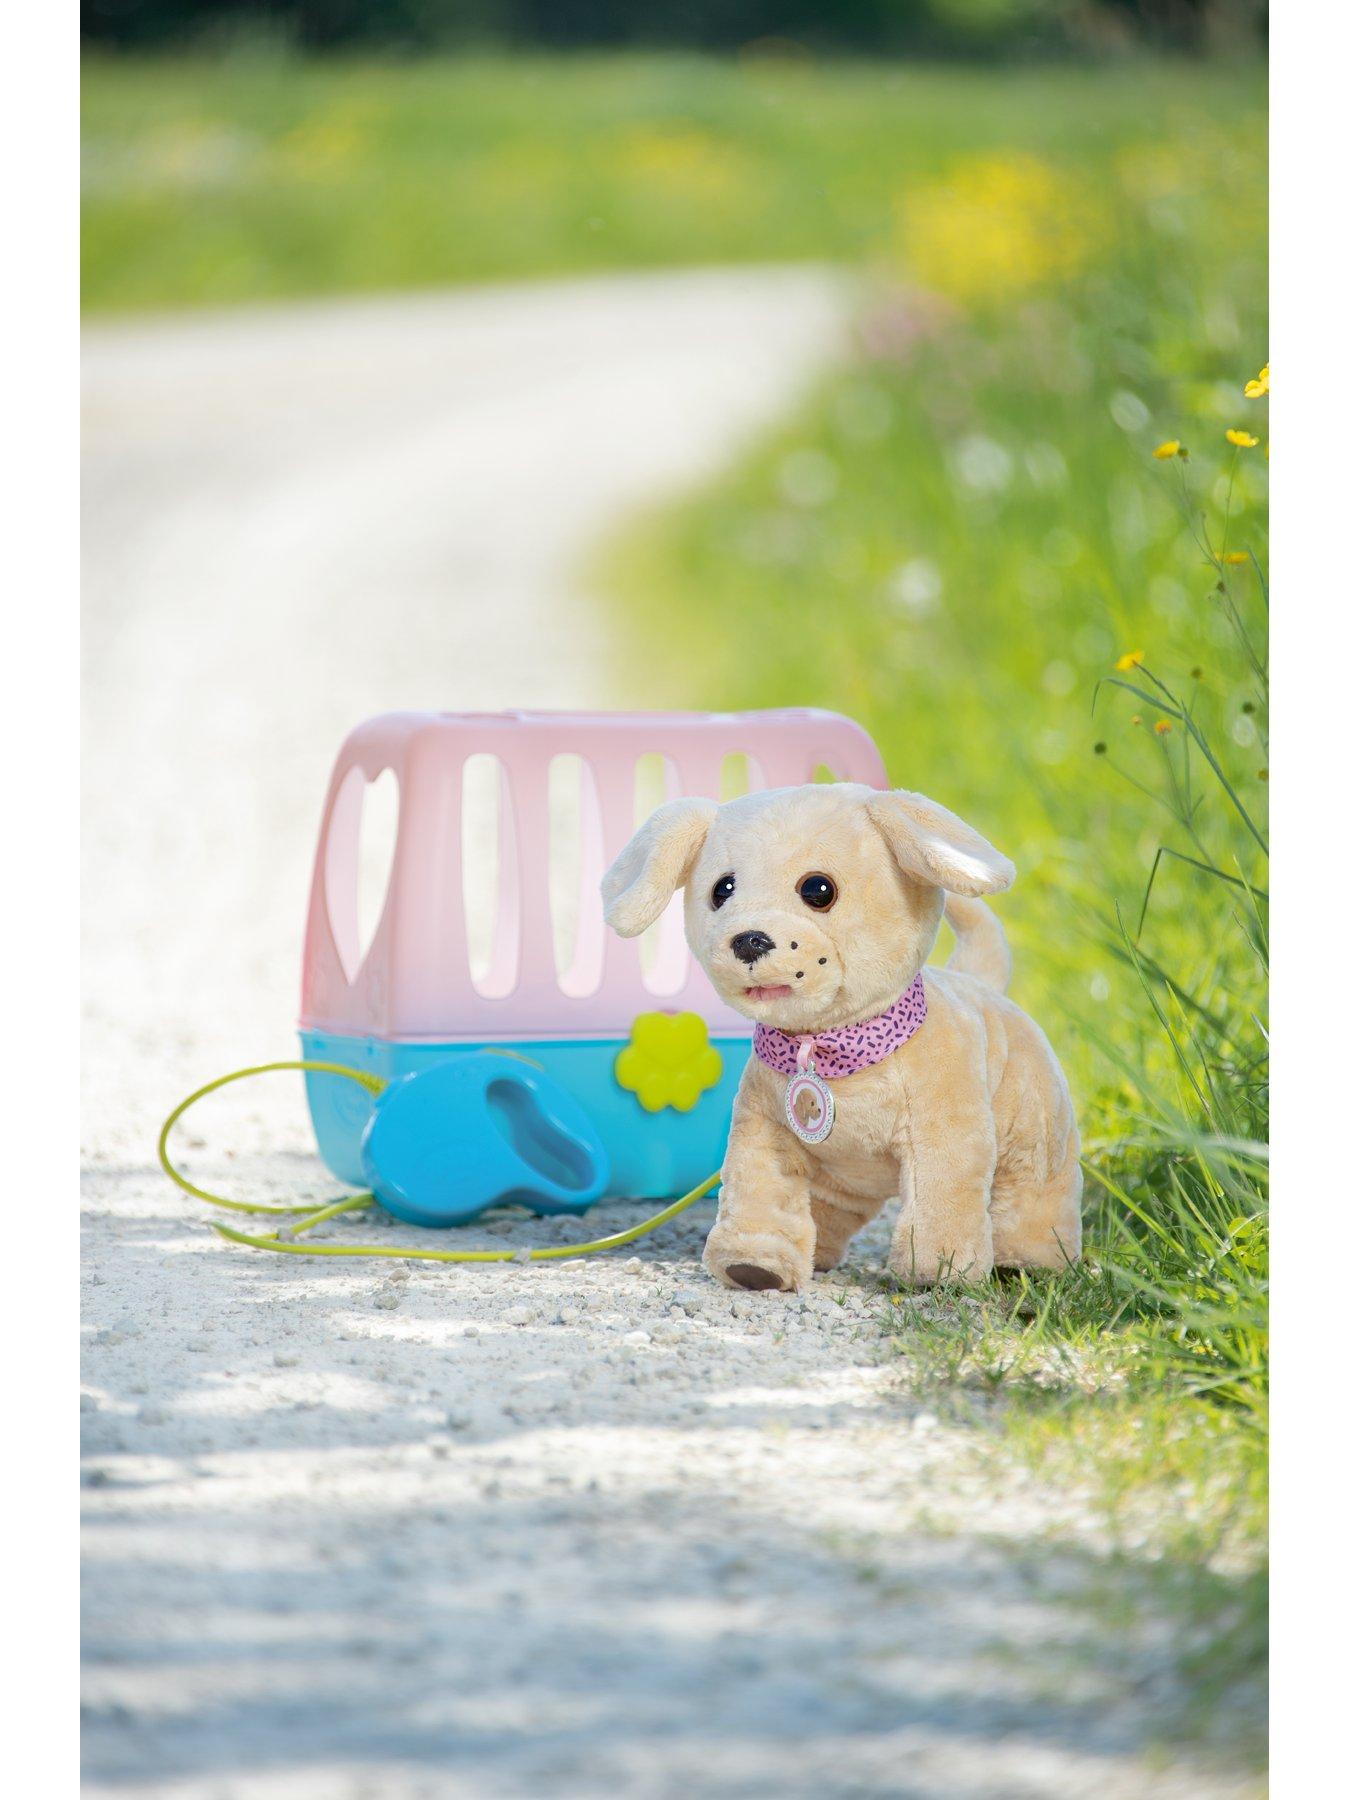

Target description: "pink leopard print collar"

left=752, top=973, right=928, bottom=1082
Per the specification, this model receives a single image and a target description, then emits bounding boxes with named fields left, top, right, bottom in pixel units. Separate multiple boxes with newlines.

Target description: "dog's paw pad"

left=725, top=1263, right=784, bottom=1291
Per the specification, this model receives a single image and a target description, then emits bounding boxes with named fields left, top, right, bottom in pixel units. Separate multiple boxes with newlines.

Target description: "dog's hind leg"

left=990, top=1127, right=1083, bottom=1270
left=988, top=1012, right=1083, bottom=1270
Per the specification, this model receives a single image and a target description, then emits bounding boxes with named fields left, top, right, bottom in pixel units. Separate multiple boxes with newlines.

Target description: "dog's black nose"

left=730, top=930, right=776, bottom=965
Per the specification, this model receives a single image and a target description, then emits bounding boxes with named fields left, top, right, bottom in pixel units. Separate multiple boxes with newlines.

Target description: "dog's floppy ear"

left=602, top=797, right=717, bottom=938
left=866, top=788, right=1014, bottom=896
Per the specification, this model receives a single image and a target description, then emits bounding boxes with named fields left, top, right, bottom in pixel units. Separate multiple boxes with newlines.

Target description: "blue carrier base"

left=299, top=1029, right=750, bottom=1205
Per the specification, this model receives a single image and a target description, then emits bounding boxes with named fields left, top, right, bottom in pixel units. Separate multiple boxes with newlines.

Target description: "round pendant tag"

left=785, top=1065, right=835, bottom=1144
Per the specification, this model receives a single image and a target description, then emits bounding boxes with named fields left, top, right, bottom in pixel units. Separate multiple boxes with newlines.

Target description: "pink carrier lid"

left=300, top=709, right=888, bottom=1042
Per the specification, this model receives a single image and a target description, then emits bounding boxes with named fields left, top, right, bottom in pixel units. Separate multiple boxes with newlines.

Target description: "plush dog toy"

left=602, top=783, right=1081, bottom=1292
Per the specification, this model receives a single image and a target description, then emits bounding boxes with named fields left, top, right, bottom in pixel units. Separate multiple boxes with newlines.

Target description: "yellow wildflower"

left=1155, top=719, right=1172, bottom=735
left=1244, top=364, right=1269, bottom=398
left=1221, top=551, right=1250, bottom=565
left=1226, top=429, right=1260, bottom=448
left=897, top=152, right=1101, bottom=307
left=1115, top=649, right=1145, bottom=671
left=1153, top=440, right=1182, bottom=459
left=1131, top=714, right=1142, bottom=726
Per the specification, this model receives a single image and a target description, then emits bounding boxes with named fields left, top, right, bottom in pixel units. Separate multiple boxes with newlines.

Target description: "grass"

left=83, top=52, right=1263, bottom=310
left=878, top=1276, right=1268, bottom=1762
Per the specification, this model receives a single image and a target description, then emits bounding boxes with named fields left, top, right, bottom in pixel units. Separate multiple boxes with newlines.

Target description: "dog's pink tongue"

left=746, top=984, right=793, bottom=1002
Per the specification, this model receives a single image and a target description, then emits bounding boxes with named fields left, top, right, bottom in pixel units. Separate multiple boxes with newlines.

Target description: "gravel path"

left=82, top=268, right=1247, bottom=1798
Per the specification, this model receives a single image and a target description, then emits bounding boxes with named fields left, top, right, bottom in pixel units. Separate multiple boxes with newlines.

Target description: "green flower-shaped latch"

left=615, top=1011, right=723, bottom=1114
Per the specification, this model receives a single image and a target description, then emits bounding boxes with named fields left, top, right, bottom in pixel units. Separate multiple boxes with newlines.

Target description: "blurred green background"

left=84, top=4, right=1266, bottom=315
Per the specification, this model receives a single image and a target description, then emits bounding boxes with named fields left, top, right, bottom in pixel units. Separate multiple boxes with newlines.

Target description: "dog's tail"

left=943, top=894, right=1012, bottom=993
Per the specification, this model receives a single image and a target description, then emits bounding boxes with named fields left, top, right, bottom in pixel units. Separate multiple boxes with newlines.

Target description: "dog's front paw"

left=703, top=1221, right=813, bottom=1294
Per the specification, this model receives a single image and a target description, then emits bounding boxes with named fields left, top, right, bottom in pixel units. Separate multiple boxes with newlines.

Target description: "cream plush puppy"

left=602, top=783, right=1081, bottom=1292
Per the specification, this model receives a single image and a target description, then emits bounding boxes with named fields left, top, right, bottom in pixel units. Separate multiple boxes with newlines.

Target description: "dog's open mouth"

left=744, top=983, right=794, bottom=1002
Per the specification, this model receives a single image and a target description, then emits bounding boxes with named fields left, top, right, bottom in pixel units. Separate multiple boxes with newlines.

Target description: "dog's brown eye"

left=710, top=873, right=735, bottom=910
left=797, top=873, right=837, bottom=911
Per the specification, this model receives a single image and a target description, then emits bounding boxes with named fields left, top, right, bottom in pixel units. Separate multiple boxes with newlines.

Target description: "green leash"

left=158, top=1059, right=721, bottom=1262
